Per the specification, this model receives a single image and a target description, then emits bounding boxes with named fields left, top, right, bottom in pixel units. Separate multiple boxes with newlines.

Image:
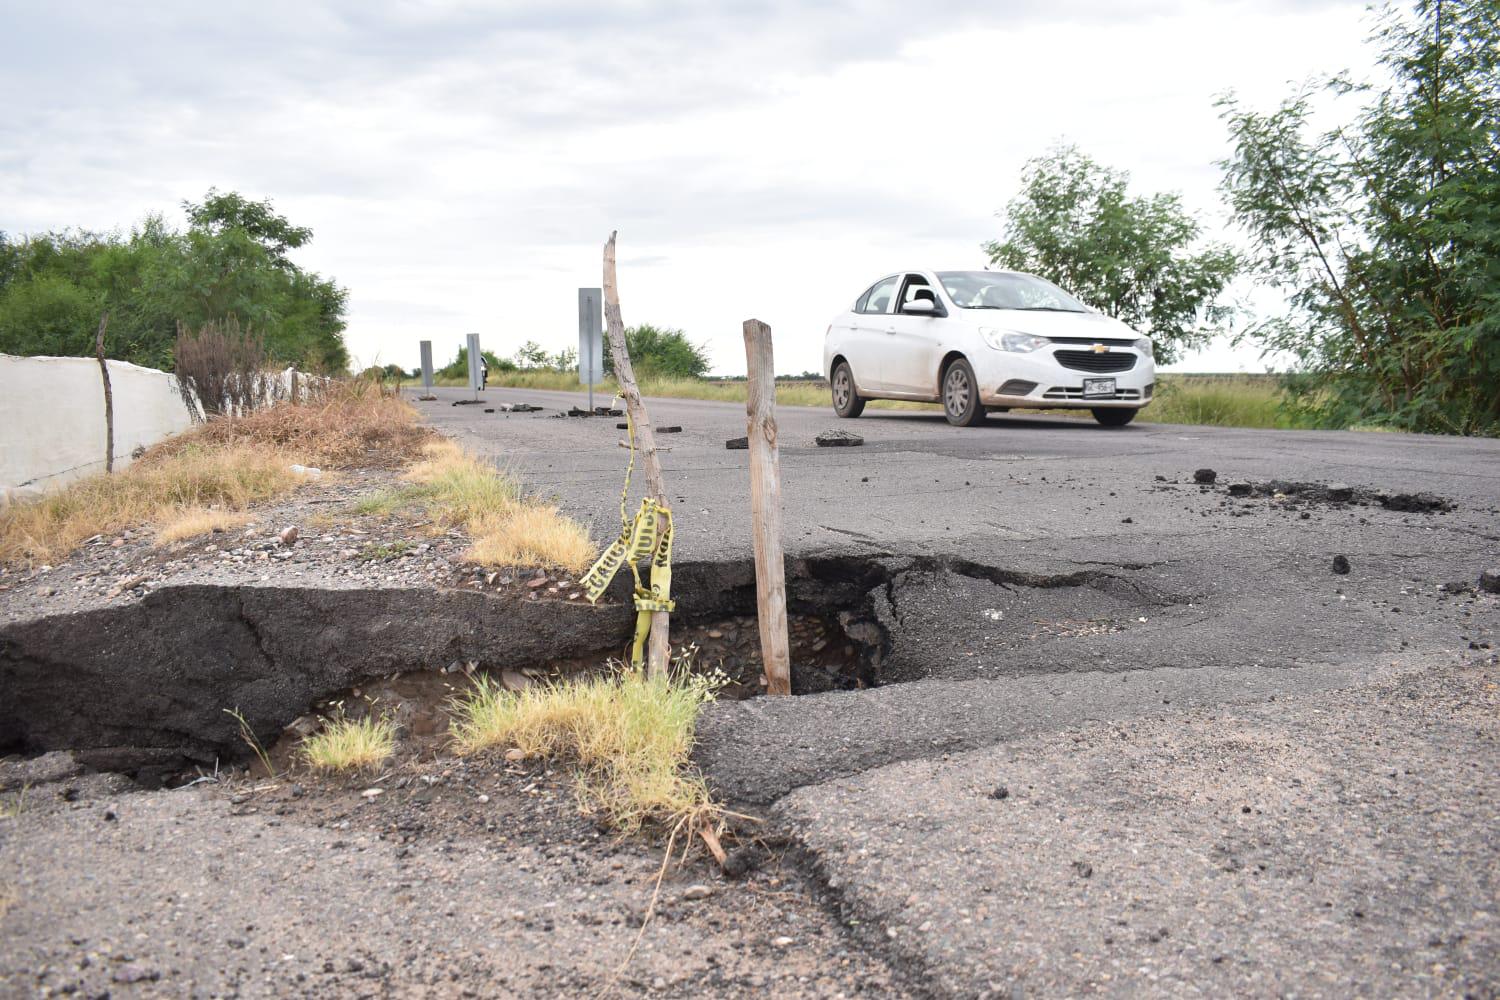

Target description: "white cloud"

left=1, top=0, right=1376, bottom=375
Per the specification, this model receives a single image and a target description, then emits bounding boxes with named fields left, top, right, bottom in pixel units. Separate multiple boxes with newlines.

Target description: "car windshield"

left=936, top=271, right=1089, bottom=312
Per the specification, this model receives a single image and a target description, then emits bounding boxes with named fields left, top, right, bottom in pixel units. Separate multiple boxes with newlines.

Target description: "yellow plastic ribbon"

left=580, top=414, right=675, bottom=669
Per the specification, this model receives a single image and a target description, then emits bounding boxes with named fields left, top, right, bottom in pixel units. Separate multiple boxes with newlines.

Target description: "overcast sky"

left=1, top=0, right=1378, bottom=376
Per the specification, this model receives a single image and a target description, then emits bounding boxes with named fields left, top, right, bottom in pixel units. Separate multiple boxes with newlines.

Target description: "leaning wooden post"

left=602, top=232, right=671, bottom=677
left=94, top=312, right=114, bottom=473
left=743, top=319, right=792, bottom=696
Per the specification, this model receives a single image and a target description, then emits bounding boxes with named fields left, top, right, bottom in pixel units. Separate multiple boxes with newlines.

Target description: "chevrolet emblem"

left=1091, top=343, right=1109, bottom=353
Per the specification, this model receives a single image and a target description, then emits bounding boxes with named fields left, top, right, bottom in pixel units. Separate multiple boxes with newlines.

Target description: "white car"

left=823, top=269, right=1155, bottom=427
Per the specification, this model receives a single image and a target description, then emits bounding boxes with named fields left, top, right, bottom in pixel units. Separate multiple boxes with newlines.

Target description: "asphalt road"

left=424, top=384, right=1500, bottom=997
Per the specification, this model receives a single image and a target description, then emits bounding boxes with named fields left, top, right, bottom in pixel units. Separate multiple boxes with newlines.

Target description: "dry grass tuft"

left=466, top=504, right=596, bottom=571
left=2, top=446, right=299, bottom=566
left=298, top=714, right=397, bottom=774
left=402, top=440, right=593, bottom=573
left=447, top=666, right=722, bottom=835
left=1, top=381, right=432, bottom=567
left=154, top=506, right=253, bottom=546
left=157, top=380, right=435, bottom=469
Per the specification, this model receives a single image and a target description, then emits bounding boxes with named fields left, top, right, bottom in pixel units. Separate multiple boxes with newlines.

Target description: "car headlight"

left=1135, top=337, right=1154, bottom=360
left=979, top=327, right=1049, bottom=353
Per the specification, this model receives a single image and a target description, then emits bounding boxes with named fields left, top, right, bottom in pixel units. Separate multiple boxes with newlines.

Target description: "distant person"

left=479, top=356, right=489, bottom=391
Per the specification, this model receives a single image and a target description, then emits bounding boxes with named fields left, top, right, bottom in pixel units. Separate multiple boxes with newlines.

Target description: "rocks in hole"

left=1479, top=570, right=1500, bottom=594
left=1331, top=555, right=1351, bottom=575
left=1193, top=469, right=1217, bottom=484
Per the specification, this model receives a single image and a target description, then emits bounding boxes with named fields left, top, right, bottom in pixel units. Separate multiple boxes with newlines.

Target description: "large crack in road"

left=5, top=388, right=1500, bottom=997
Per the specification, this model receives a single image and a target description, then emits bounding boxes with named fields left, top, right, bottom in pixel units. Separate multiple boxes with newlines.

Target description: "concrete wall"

left=0, top=354, right=197, bottom=498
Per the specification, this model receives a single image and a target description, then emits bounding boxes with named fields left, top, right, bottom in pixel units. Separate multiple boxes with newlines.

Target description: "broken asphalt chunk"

left=1193, top=468, right=1217, bottom=484
left=815, top=430, right=863, bottom=447
left=725, top=436, right=748, bottom=450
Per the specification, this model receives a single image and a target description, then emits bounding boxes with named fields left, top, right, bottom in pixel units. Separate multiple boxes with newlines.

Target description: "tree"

left=0, top=192, right=349, bottom=373
left=437, top=346, right=512, bottom=380
left=983, top=145, right=1239, bottom=365
left=1219, top=0, right=1499, bottom=435
left=184, top=189, right=312, bottom=268
left=603, top=324, right=711, bottom=379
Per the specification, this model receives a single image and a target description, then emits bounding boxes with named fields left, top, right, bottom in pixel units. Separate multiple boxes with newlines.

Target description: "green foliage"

left=605, top=324, right=711, bottom=379
left=0, top=192, right=348, bottom=373
left=1219, top=0, right=1500, bottom=436
left=514, top=340, right=576, bottom=372
left=436, top=346, right=514, bottom=380
left=359, top=363, right=412, bottom=382
left=984, top=145, right=1239, bottom=365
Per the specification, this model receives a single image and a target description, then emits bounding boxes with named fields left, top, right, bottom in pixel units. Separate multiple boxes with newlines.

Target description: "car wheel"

left=942, top=359, right=985, bottom=427
left=1091, top=408, right=1137, bottom=427
left=831, top=361, right=865, bottom=418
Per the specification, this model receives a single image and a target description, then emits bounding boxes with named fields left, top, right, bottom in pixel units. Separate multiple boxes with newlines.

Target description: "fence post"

left=742, top=319, right=792, bottom=695
left=94, top=313, right=114, bottom=473
left=602, top=232, right=671, bottom=676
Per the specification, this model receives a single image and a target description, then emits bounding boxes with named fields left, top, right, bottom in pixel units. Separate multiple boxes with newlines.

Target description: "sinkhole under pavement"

left=0, top=554, right=1184, bottom=784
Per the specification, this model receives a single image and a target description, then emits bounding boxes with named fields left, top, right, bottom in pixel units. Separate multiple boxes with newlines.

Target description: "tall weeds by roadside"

left=447, top=666, right=723, bottom=836
left=0, top=382, right=433, bottom=566
left=156, top=378, right=433, bottom=468
left=174, top=317, right=274, bottom=419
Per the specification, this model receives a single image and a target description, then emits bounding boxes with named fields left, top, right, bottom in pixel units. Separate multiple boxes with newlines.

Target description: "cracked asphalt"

left=426, top=385, right=1500, bottom=997
left=3, top=385, right=1497, bottom=998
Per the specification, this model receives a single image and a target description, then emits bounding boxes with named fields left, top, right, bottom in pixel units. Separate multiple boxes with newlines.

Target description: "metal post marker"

left=578, top=287, right=603, bottom=412
left=466, top=332, right=482, bottom=400
left=419, top=340, right=434, bottom=397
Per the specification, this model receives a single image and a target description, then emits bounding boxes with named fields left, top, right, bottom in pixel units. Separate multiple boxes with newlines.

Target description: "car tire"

left=831, top=361, right=865, bottom=418
left=1091, top=408, right=1137, bottom=427
left=941, top=358, right=985, bottom=427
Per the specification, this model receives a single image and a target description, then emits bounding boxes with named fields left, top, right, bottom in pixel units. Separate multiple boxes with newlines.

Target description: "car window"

left=900, top=274, right=934, bottom=306
left=859, top=275, right=900, bottom=314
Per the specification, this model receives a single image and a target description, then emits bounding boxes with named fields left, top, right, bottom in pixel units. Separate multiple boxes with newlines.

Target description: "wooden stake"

left=602, top=232, right=670, bottom=677
left=94, top=313, right=114, bottom=474
left=742, top=319, right=792, bottom=696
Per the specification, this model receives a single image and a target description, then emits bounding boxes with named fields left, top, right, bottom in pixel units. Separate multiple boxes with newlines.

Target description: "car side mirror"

left=903, top=298, right=938, bottom=316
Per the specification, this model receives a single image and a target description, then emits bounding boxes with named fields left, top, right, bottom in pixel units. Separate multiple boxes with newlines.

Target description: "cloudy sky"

left=2, top=0, right=1378, bottom=376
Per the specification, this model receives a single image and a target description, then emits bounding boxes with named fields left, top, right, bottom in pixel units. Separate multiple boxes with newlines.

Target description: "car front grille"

left=1053, top=349, right=1138, bottom=373
left=1042, top=386, right=1144, bottom=401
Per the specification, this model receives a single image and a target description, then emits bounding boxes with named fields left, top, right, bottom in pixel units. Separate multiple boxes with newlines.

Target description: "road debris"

left=815, top=430, right=863, bottom=447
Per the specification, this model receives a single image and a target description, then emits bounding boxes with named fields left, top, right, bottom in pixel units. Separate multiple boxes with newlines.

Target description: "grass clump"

left=154, top=506, right=253, bottom=546
left=1, top=381, right=434, bottom=567
left=2, top=445, right=299, bottom=566
left=356, top=539, right=414, bottom=561
left=298, top=713, right=397, bottom=774
left=448, top=667, right=721, bottom=835
left=404, top=440, right=593, bottom=573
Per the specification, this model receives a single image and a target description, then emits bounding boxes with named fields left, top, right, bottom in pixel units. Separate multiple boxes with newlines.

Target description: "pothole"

left=1, top=554, right=1182, bottom=780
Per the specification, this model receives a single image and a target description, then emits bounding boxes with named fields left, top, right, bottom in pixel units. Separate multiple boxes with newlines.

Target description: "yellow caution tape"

left=581, top=413, right=675, bottom=669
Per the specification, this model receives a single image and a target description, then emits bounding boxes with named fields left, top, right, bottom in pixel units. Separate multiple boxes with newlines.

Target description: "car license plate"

left=1082, top=378, right=1116, bottom=398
